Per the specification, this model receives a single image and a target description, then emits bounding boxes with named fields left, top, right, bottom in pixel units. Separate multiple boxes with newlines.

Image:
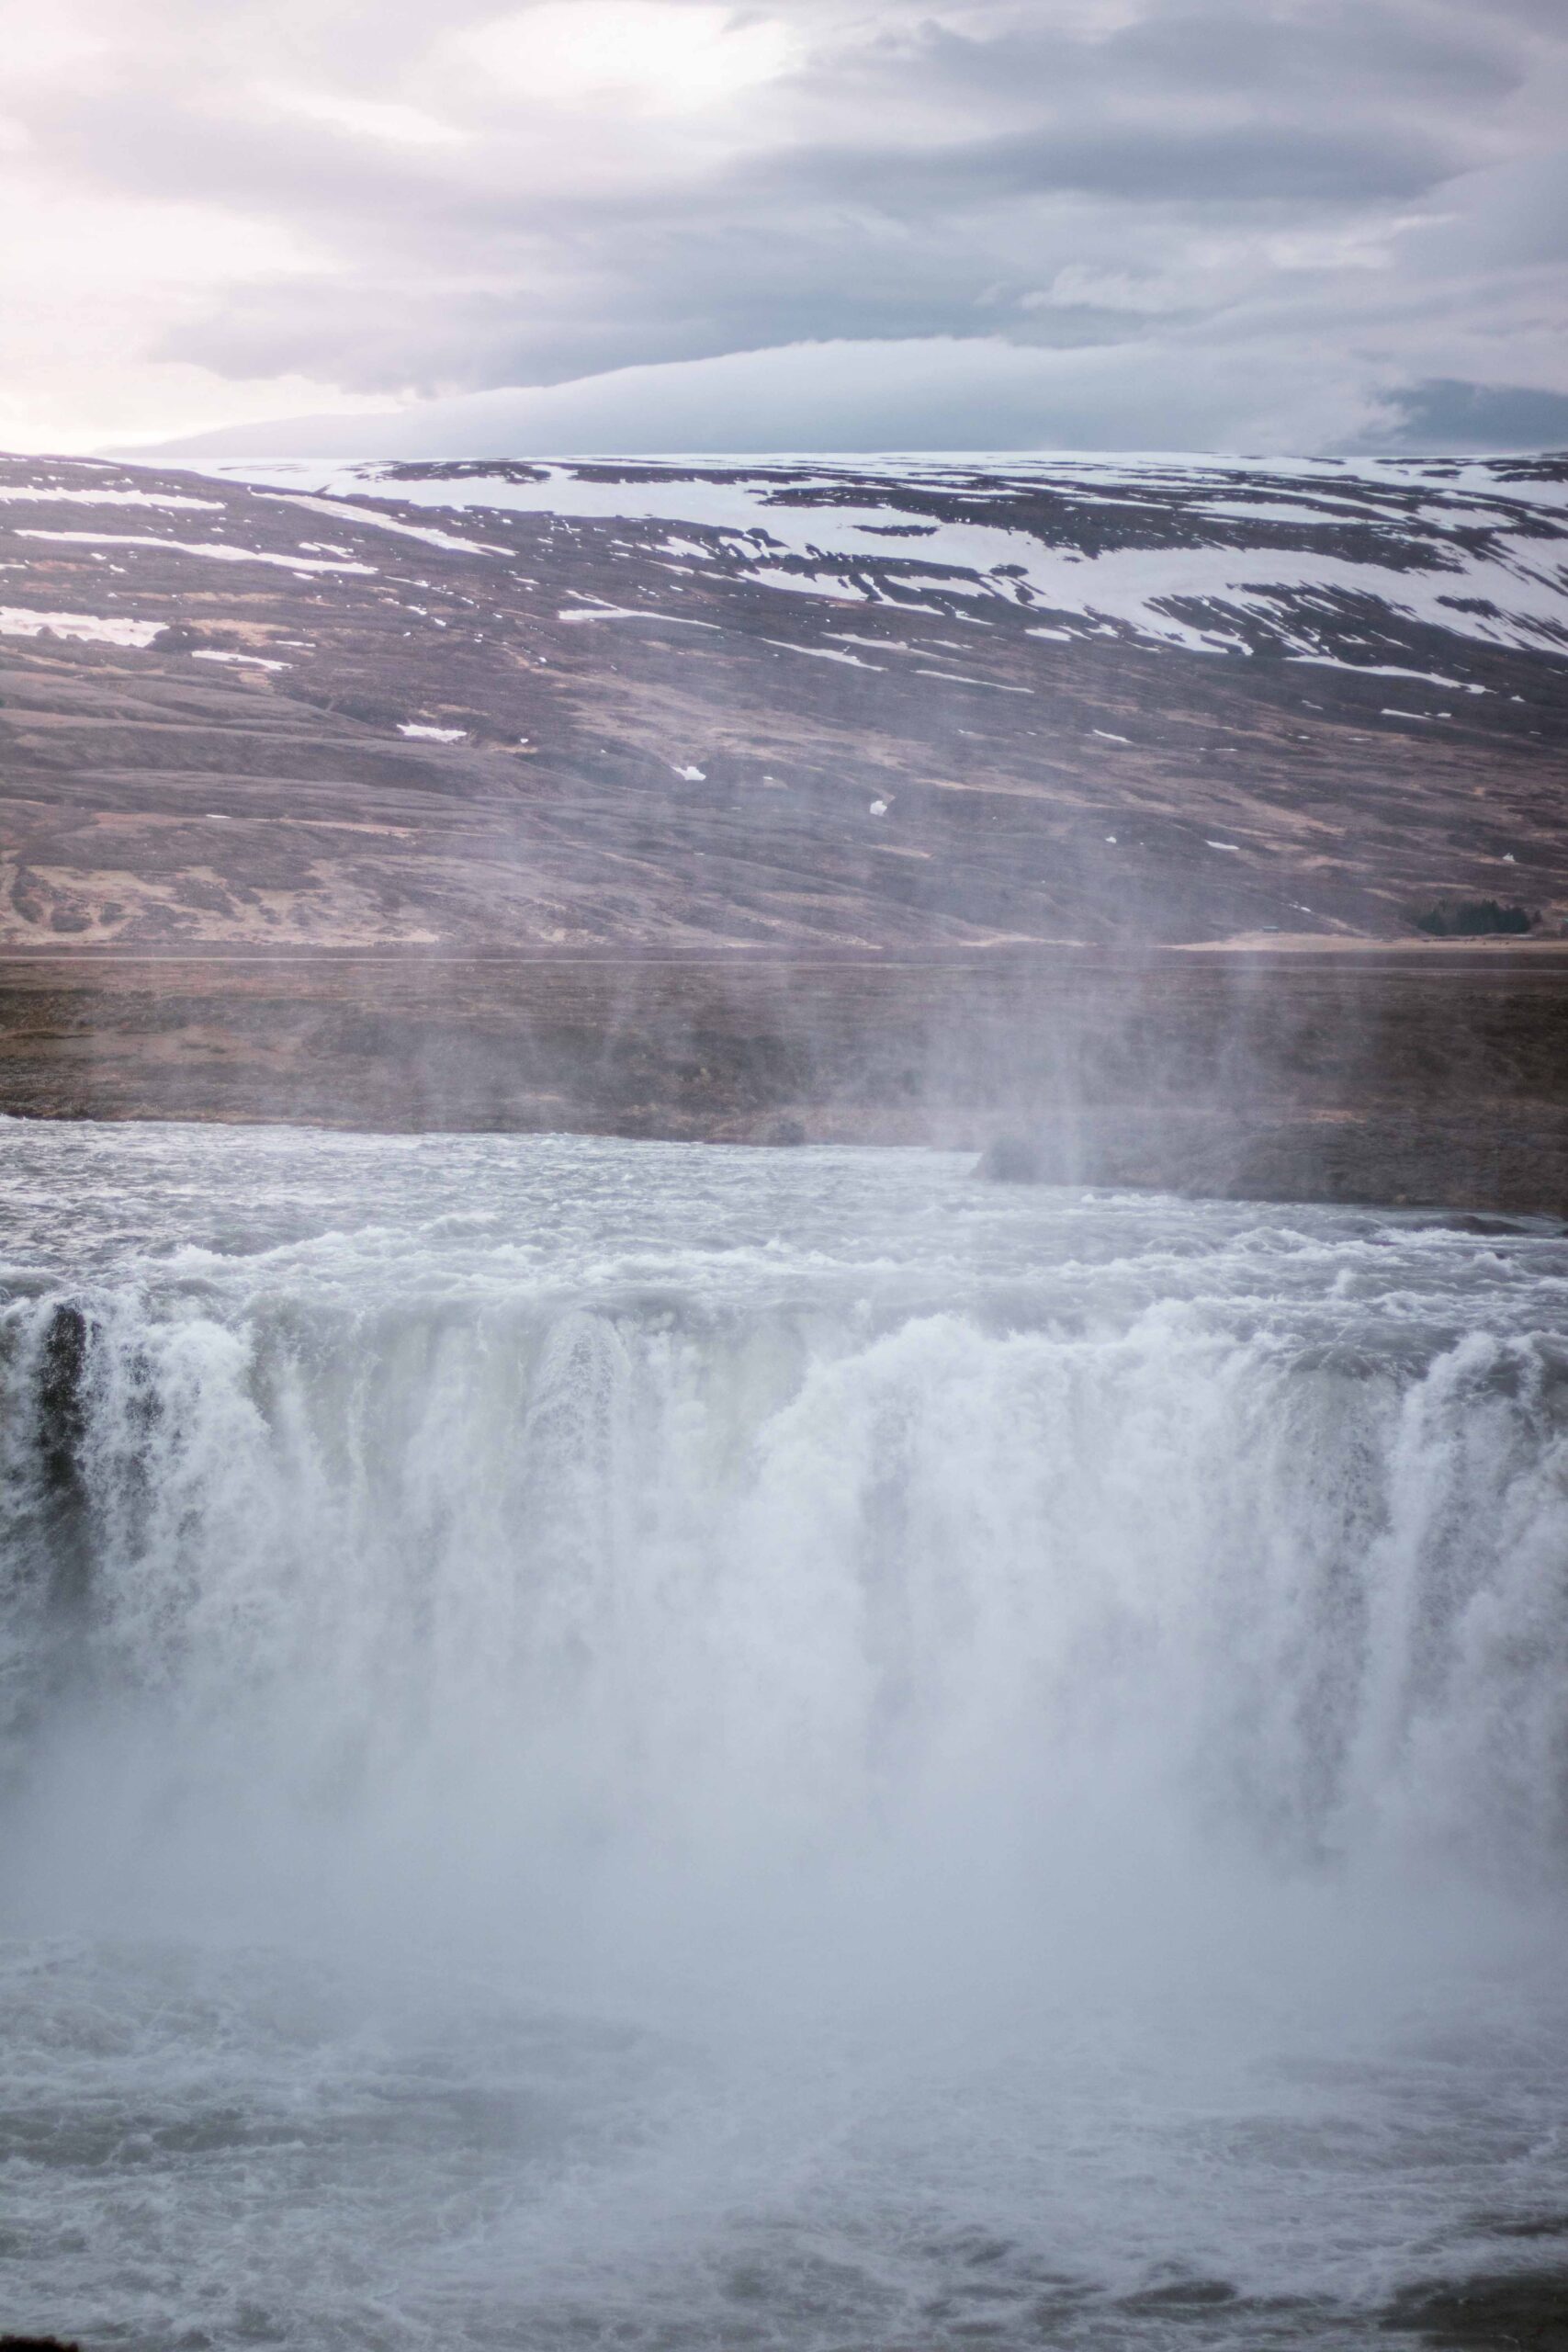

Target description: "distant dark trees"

left=1410, top=898, right=1537, bottom=937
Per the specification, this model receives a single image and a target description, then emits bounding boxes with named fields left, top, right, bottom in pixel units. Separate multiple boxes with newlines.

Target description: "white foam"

left=1, top=1126, right=1566, bottom=2351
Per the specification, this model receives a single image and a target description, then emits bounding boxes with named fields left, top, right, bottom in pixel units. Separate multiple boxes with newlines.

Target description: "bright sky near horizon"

left=2, top=0, right=1566, bottom=455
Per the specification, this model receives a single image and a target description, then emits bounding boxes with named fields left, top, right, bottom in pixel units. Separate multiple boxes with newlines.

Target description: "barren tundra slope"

left=2, top=447, right=1566, bottom=951
left=2, top=447, right=1566, bottom=1209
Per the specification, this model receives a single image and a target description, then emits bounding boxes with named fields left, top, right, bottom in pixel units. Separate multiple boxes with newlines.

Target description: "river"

left=2, top=1120, right=1566, bottom=2349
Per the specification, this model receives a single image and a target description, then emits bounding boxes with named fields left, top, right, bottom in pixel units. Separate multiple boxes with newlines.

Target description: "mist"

left=4, top=1120, right=1568, bottom=2349
left=2, top=71, right=1568, bottom=2339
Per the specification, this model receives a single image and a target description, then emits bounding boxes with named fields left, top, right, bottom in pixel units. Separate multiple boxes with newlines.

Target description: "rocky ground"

left=1, top=447, right=1565, bottom=1210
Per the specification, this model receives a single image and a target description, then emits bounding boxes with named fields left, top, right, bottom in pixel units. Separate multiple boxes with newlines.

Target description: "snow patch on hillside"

left=191, top=453, right=1568, bottom=664
left=0, top=606, right=163, bottom=646
left=15, top=530, right=376, bottom=576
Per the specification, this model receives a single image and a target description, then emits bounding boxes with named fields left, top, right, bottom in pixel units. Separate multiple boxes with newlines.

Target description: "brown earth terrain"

left=1, top=448, right=1565, bottom=1211
left=0, top=943, right=1562, bottom=1216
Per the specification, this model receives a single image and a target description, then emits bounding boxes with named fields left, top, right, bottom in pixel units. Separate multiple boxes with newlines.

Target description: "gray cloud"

left=140, top=333, right=1396, bottom=458
left=1374, top=378, right=1568, bottom=451
left=754, top=121, right=1461, bottom=211
left=4, top=0, right=1565, bottom=452
left=1101, top=3, right=1526, bottom=103
left=879, top=2, right=1527, bottom=116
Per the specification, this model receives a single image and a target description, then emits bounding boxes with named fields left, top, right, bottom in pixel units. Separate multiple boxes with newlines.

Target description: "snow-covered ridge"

left=191, top=451, right=1568, bottom=666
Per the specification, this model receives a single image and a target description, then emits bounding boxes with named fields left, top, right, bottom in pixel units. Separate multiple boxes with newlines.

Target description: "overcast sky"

left=4, top=0, right=1567, bottom=456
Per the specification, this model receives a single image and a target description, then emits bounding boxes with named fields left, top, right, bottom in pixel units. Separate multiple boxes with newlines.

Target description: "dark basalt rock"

left=1381, top=2269, right=1568, bottom=2347
left=1118, top=2274, right=1240, bottom=2310
left=974, top=1102, right=1568, bottom=1217
left=977, top=1132, right=1047, bottom=1182
left=36, top=1301, right=89, bottom=1501
left=35, top=1298, right=88, bottom=1496
left=33, top=1299, right=96, bottom=1620
left=1431, top=1210, right=1541, bottom=1236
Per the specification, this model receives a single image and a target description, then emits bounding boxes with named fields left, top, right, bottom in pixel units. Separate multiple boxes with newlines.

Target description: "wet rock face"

left=976, top=1133, right=1049, bottom=1183
left=975, top=1102, right=1568, bottom=1220
left=35, top=1301, right=89, bottom=1504
left=1380, top=2268, right=1568, bottom=2349
left=19, top=1299, right=99, bottom=1627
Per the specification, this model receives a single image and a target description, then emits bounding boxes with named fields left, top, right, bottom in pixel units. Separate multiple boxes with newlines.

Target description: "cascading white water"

left=2, top=1120, right=1566, bottom=2350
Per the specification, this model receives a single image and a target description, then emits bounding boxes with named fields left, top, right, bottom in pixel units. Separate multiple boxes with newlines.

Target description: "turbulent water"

left=2, top=1119, right=1567, bottom=2351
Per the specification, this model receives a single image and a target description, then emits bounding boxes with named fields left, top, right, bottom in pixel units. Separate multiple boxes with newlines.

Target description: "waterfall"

left=3, top=1124, right=1567, bottom=2351
left=5, top=1268, right=1565, bottom=1913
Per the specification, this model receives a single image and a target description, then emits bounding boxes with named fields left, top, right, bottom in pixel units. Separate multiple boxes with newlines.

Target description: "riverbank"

left=1, top=941, right=1563, bottom=1216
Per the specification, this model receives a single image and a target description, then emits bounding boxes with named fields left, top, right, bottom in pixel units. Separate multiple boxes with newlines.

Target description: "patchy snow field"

left=15, top=530, right=377, bottom=576
left=0, top=605, right=164, bottom=647
left=193, top=452, right=1568, bottom=664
